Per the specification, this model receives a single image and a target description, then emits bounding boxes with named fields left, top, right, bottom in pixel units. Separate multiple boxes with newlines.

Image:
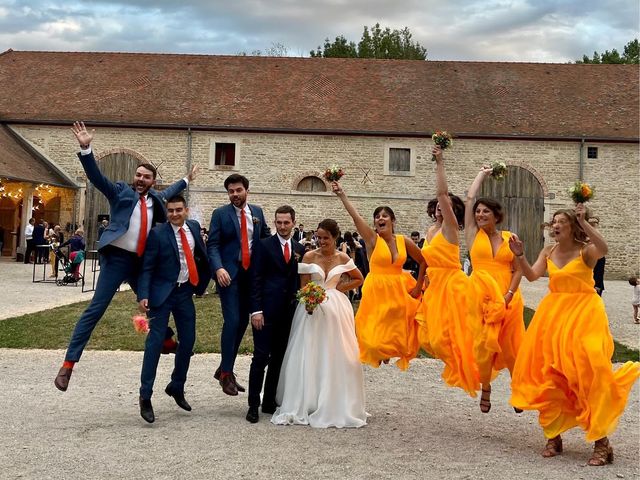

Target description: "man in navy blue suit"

left=207, top=174, right=271, bottom=396
left=54, top=122, right=196, bottom=392
left=246, top=205, right=305, bottom=423
left=137, top=195, right=210, bottom=423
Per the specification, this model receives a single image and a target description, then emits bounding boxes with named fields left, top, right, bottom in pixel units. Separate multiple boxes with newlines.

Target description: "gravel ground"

left=0, top=350, right=638, bottom=480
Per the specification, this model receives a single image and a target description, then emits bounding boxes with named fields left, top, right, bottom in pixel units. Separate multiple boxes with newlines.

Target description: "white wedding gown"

left=271, top=260, right=367, bottom=428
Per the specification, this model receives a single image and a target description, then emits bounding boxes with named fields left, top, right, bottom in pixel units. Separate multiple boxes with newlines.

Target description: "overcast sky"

left=0, top=0, right=637, bottom=62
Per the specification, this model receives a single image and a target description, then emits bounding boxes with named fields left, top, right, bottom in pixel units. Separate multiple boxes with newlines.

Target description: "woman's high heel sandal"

left=479, top=387, right=491, bottom=413
left=542, top=436, right=563, bottom=458
left=588, top=438, right=614, bottom=466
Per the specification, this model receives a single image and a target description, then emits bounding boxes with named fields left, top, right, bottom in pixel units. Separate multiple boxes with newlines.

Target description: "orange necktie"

left=240, top=209, right=250, bottom=269
left=283, top=242, right=290, bottom=263
left=179, top=227, right=199, bottom=286
left=136, top=195, right=148, bottom=257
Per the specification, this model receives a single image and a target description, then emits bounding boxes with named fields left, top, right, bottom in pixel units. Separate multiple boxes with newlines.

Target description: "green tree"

left=577, top=38, right=639, bottom=64
left=311, top=23, right=427, bottom=60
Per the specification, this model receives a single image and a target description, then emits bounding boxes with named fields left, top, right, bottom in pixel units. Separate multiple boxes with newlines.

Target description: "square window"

left=587, top=147, right=598, bottom=159
left=215, top=143, right=236, bottom=166
left=389, top=148, right=411, bottom=172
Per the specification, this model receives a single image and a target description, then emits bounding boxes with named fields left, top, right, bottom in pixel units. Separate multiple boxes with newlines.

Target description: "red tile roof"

left=0, top=125, right=77, bottom=187
left=0, top=50, right=637, bottom=140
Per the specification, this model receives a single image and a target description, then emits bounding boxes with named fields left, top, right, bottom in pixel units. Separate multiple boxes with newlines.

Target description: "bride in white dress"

left=272, top=219, right=368, bottom=428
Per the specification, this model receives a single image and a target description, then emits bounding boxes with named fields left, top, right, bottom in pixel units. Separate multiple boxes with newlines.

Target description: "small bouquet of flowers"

left=568, top=181, right=594, bottom=204
left=324, top=165, right=345, bottom=182
left=296, top=281, right=327, bottom=314
left=490, top=161, right=508, bottom=180
left=132, top=314, right=150, bottom=334
left=431, top=130, right=453, bottom=161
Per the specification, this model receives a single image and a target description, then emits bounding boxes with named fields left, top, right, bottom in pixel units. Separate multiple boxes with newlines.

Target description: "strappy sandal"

left=542, top=435, right=563, bottom=458
left=513, top=407, right=523, bottom=414
left=479, top=387, right=491, bottom=413
left=588, top=437, right=614, bottom=466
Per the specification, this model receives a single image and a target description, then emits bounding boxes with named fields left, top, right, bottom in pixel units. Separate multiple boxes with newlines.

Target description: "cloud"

left=0, top=0, right=637, bottom=62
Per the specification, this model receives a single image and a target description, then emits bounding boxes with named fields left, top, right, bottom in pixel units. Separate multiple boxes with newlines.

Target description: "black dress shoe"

left=220, top=374, right=238, bottom=396
left=54, top=366, right=73, bottom=392
left=214, top=366, right=221, bottom=381
left=165, top=385, right=192, bottom=411
left=139, top=397, right=155, bottom=423
left=261, top=404, right=276, bottom=415
left=246, top=406, right=259, bottom=423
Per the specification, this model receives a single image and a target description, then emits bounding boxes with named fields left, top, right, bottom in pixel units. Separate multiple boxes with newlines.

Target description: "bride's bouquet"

left=431, top=130, right=453, bottom=161
left=568, top=181, right=594, bottom=204
left=132, top=314, right=150, bottom=334
left=296, top=281, right=327, bottom=314
left=324, top=165, right=345, bottom=182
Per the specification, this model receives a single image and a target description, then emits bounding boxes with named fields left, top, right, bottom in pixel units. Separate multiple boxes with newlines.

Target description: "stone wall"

left=14, top=125, right=640, bottom=278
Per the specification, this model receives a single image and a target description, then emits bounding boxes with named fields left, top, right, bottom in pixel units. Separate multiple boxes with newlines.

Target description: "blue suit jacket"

left=137, top=220, right=211, bottom=308
left=79, top=151, right=187, bottom=251
left=207, top=203, right=271, bottom=281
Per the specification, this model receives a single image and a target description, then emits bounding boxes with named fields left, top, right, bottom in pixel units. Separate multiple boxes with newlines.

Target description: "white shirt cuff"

left=80, top=146, right=92, bottom=155
left=251, top=311, right=263, bottom=317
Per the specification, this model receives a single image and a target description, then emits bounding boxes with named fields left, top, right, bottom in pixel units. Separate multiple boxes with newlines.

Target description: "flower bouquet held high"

left=132, top=314, right=150, bottom=334
left=431, top=131, right=453, bottom=161
left=296, top=281, right=327, bottom=314
left=490, top=161, right=508, bottom=180
left=324, top=165, right=345, bottom=182
left=568, top=181, right=594, bottom=204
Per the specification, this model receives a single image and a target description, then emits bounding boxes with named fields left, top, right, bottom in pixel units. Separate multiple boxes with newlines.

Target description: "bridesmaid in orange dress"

left=418, top=146, right=480, bottom=396
left=464, top=166, right=525, bottom=413
left=332, top=181, right=425, bottom=370
left=509, top=204, right=639, bottom=466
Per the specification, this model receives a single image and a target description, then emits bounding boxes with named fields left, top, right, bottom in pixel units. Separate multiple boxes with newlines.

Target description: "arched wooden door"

left=479, top=166, right=544, bottom=265
left=85, top=152, right=139, bottom=249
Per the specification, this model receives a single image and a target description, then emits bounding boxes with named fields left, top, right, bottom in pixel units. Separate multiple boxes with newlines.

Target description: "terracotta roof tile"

left=0, top=124, right=77, bottom=187
left=0, top=50, right=637, bottom=139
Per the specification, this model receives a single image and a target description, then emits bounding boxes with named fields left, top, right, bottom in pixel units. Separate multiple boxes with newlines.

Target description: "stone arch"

left=503, top=160, right=549, bottom=197
left=292, top=172, right=328, bottom=193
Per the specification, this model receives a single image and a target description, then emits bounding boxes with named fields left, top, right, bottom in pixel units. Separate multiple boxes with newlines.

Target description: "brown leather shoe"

left=214, top=366, right=221, bottom=381
left=232, top=373, right=246, bottom=393
left=54, top=367, right=72, bottom=392
left=220, top=374, right=238, bottom=396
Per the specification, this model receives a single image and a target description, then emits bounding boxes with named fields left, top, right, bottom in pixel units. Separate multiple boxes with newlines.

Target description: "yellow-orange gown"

left=469, top=229, right=525, bottom=385
left=355, top=234, right=420, bottom=370
left=418, top=231, right=480, bottom=396
left=510, top=252, right=640, bottom=441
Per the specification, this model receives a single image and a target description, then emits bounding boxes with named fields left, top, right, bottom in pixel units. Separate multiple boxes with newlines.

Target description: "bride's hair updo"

left=317, top=219, right=340, bottom=239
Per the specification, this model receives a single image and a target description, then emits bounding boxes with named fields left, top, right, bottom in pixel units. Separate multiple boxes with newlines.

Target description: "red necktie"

left=179, top=227, right=199, bottom=286
left=240, top=209, right=250, bottom=270
left=283, top=242, right=290, bottom=263
left=136, top=195, right=148, bottom=257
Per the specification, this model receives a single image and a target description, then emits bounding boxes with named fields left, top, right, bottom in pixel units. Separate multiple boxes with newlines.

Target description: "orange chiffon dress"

left=469, top=229, right=525, bottom=385
left=355, top=235, right=420, bottom=370
left=510, top=252, right=640, bottom=441
left=418, top=231, right=480, bottom=396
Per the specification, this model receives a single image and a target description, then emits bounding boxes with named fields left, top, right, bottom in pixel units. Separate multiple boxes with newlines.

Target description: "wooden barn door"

left=479, top=166, right=544, bottom=265
left=85, top=152, right=139, bottom=249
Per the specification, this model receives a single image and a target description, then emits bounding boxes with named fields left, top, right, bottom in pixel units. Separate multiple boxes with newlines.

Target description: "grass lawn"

left=0, top=296, right=637, bottom=363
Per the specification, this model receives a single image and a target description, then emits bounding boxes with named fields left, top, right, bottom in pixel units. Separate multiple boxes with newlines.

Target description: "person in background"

left=588, top=217, right=605, bottom=296
left=402, top=231, right=422, bottom=279
left=629, top=277, right=640, bottom=324
left=23, top=218, right=35, bottom=264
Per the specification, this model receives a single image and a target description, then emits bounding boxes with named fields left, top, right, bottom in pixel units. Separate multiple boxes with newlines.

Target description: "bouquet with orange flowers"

left=568, top=181, right=594, bottom=204
left=324, top=165, right=345, bottom=182
left=296, top=281, right=327, bottom=314
left=431, top=130, right=453, bottom=161
left=132, top=314, right=150, bottom=334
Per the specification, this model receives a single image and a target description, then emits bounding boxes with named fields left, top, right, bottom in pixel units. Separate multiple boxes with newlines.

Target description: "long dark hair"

left=317, top=219, right=340, bottom=238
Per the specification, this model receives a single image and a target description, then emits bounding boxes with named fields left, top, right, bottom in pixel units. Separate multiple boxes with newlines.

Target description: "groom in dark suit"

left=246, top=205, right=305, bottom=423
left=207, top=174, right=271, bottom=396
left=137, top=195, right=210, bottom=423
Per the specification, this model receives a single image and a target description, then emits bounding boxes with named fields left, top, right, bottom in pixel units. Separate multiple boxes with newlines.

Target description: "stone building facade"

left=12, top=124, right=639, bottom=278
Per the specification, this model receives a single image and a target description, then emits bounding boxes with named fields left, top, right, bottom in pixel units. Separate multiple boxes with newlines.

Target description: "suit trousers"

left=140, top=283, right=195, bottom=400
left=65, top=246, right=140, bottom=362
left=218, top=266, right=251, bottom=373
left=248, top=303, right=296, bottom=408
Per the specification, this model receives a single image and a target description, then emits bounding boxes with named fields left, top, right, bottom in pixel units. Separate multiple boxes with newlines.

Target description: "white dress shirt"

left=24, top=223, right=34, bottom=240
left=172, top=222, right=196, bottom=285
